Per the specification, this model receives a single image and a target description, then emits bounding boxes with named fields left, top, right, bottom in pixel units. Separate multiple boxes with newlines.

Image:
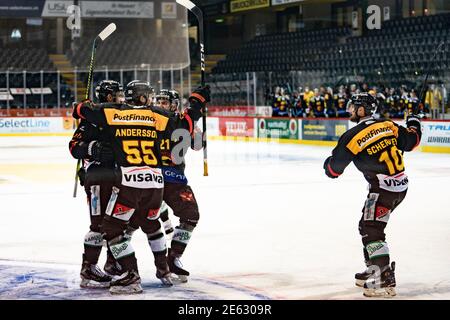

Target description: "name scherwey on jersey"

left=326, top=117, right=421, bottom=190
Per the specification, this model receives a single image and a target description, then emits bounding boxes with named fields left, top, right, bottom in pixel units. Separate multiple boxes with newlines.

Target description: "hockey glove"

left=88, top=141, right=114, bottom=163
left=406, top=115, right=421, bottom=130
left=323, top=156, right=339, bottom=179
left=72, top=99, right=93, bottom=120
left=189, top=85, right=211, bottom=110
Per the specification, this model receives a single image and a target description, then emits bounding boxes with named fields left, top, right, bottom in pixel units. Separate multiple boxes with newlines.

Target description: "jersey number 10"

left=378, top=145, right=404, bottom=175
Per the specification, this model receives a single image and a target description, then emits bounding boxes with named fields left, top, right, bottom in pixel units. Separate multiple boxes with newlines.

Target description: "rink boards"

left=0, top=115, right=449, bottom=153
left=201, top=116, right=450, bottom=154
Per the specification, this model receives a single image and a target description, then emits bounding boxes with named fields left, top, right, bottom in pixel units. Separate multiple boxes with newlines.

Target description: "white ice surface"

left=0, top=136, right=449, bottom=300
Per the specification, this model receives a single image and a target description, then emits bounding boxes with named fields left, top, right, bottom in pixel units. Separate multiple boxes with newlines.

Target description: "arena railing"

left=0, top=64, right=192, bottom=114
left=209, top=71, right=450, bottom=120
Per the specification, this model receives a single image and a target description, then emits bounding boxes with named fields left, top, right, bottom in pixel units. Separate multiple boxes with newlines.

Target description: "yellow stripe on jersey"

left=346, top=121, right=399, bottom=155
left=103, top=108, right=169, bottom=131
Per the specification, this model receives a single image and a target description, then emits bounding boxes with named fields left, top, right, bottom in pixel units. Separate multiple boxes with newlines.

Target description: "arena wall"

left=0, top=113, right=449, bottom=153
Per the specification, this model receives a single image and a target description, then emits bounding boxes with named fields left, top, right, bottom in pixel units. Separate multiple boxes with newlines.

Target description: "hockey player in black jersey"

left=72, top=80, right=209, bottom=294
left=323, top=93, right=421, bottom=298
left=126, top=88, right=203, bottom=285
left=156, top=89, right=203, bottom=283
left=69, top=80, right=124, bottom=288
left=155, top=90, right=180, bottom=242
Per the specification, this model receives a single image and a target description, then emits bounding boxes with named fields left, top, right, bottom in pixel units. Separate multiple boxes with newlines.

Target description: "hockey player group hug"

left=69, top=80, right=209, bottom=294
left=70, top=80, right=422, bottom=298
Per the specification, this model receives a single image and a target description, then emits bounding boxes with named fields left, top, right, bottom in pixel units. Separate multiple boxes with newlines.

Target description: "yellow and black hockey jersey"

left=325, top=117, right=421, bottom=187
left=73, top=102, right=199, bottom=169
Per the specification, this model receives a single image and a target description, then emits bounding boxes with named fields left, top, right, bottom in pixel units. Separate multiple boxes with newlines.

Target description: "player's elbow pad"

left=69, top=141, right=89, bottom=159
left=72, top=100, right=94, bottom=120
left=72, top=102, right=87, bottom=120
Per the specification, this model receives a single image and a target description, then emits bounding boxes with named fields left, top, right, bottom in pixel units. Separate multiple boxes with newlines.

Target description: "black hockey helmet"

left=125, top=80, right=154, bottom=106
left=155, top=89, right=172, bottom=110
left=156, top=89, right=180, bottom=111
left=95, top=80, right=123, bottom=103
left=169, top=90, right=180, bottom=111
left=346, top=93, right=378, bottom=117
left=156, top=89, right=171, bottom=101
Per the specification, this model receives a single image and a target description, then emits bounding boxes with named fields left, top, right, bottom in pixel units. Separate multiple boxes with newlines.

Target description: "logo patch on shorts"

left=179, top=191, right=194, bottom=202
left=112, top=203, right=135, bottom=221
left=121, top=166, right=164, bottom=189
left=376, top=206, right=389, bottom=218
left=147, top=208, right=160, bottom=220
left=377, top=172, right=408, bottom=192
left=375, top=206, right=391, bottom=223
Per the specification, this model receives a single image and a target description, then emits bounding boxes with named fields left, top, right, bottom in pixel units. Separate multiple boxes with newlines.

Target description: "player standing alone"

left=323, top=93, right=421, bottom=297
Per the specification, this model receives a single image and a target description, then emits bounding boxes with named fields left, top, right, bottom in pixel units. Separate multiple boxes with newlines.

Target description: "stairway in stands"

left=49, top=54, right=86, bottom=100
left=184, top=54, right=226, bottom=94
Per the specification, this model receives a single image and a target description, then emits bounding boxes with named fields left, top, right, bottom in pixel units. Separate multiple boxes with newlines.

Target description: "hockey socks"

left=83, top=230, right=104, bottom=264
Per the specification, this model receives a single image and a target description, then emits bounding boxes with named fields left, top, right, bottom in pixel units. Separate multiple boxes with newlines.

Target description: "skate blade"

left=170, top=274, right=188, bottom=284
left=363, top=287, right=396, bottom=298
left=109, top=283, right=143, bottom=295
left=158, top=277, right=174, bottom=287
left=104, top=271, right=125, bottom=279
left=80, top=278, right=110, bottom=289
left=355, top=279, right=366, bottom=288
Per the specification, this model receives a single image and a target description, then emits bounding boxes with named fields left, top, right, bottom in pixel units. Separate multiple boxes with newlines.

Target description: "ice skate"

left=109, top=270, right=143, bottom=295
left=355, top=261, right=375, bottom=287
left=156, top=266, right=173, bottom=287
left=154, top=255, right=173, bottom=287
left=80, top=262, right=112, bottom=288
left=363, top=262, right=397, bottom=298
left=104, top=260, right=124, bottom=277
left=168, top=250, right=189, bottom=283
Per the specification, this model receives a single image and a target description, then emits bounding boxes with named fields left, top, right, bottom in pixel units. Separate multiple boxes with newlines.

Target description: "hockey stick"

left=176, top=0, right=208, bottom=176
left=415, top=41, right=445, bottom=116
left=73, top=23, right=117, bottom=198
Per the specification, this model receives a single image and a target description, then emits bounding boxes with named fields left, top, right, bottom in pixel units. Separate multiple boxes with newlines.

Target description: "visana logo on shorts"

left=383, top=176, right=408, bottom=187
left=124, top=172, right=163, bottom=183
